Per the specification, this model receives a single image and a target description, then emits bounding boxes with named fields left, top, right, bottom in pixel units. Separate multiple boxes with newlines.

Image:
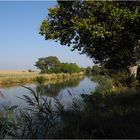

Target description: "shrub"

left=111, top=70, right=139, bottom=88
left=91, top=65, right=101, bottom=75
left=35, top=76, right=45, bottom=85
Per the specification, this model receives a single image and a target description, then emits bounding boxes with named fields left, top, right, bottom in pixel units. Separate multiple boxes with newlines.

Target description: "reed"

left=1, top=75, right=140, bottom=139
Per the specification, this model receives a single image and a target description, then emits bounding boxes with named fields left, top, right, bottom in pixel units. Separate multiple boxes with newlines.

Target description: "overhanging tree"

left=40, top=1, right=140, bottom=77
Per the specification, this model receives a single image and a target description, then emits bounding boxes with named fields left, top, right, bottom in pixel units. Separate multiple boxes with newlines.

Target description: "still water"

left=0, top=76, right=97, bottom=109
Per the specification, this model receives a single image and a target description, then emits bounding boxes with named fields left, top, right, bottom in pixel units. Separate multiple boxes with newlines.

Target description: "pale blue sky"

left=0, top=1, right=93, bottom=70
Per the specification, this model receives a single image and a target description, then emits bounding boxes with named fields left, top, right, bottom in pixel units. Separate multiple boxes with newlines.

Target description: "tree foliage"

left=86, top=66, right=92, bottom=74
left=35, top=56, right=60, bottom=73
left=91, top=65, right=101, bottom=75
left=35, top=56, right=81, bottom=74
left=60, top=63, right=80, bottom=74
left=40, top=1, right=140, bottom=70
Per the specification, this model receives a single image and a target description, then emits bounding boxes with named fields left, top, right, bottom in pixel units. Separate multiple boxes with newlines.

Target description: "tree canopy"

left=60, top=63, right=80, bottom=74
left=35, top=56, right=60, bottom=73
left=40, top=1, right=140, bottom=71
left=35, top=56, right=81, bottom=74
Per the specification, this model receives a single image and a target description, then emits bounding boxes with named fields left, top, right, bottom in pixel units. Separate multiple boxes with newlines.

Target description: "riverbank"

left=50, top=75, right=140, bottom=139
left=0, top=71, right=84, bottom=87
left=1, top=74, right=140, bottom=139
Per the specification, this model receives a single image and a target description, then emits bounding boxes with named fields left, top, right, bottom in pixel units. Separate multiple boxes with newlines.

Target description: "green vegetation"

left=86, top=65, right=109, bottom=76
left=1, top=75, right=140, bottom=139
left=85, top=66, right=92, bottom=75
left=35, top=56, right=61, bottom=73
left=40, top=1, right=140, bottom=76
left=91, top=65, right=100, bottom=75
left=35, top=56, right=83, bottom=74
left=35, top=76, right=84, bottom=97
left=2, top=1, right=140, bottom=139
left=59, top=63, right=81, bottom=74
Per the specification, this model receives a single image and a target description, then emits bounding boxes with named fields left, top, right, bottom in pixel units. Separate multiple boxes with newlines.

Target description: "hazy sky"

left=0, top=1, right=93, bottom=70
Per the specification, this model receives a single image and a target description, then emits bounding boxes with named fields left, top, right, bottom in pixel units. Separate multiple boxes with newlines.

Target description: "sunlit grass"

left=0, top=71, right=84, bottom=87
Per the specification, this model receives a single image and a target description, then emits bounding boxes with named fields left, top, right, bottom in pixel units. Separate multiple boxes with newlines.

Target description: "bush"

left=92, top=75, right=114, bottom=96
left=91, top=65, right=101, bottom=75
left=1, top=74, right=140, bottom=139
left=86, top=66, right=92, bottom=74
left=35, top=76, right=45, bottom=85
left=60, top=63, right=80, bottom=74
left=110, top=70, right=139, bottom=88
left=28, top=69, right=32, bottom=72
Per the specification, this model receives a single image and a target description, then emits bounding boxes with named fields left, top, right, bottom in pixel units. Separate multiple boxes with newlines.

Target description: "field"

left=0, top=71, right=38, bottom=85
left=0, top=71, right=84, bottom=87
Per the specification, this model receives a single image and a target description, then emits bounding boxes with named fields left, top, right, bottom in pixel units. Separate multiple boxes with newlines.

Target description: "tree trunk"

left=128, top=65, right=138, bottom=78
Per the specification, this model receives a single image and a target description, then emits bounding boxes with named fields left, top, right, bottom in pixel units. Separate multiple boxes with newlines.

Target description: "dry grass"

left=0, top=71, right=38, bottom=86
left=0, top=70, right=36, bottom=74
left=0, top=71, right=84, bottom=87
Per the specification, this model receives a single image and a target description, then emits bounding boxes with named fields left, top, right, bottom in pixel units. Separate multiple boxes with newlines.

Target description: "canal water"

left=0, top=76, right=97, bottom=109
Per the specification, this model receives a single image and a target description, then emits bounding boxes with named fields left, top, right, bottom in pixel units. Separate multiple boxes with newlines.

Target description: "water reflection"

left=0, top=76, right=97, bottom=109
left=38, top=77, right=84, bottom=97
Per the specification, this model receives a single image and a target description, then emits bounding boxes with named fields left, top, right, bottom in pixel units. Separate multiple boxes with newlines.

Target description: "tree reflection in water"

left=36, top=76, right=84, bottom=97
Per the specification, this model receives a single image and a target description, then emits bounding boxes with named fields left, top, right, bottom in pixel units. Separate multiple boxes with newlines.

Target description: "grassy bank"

left=50, top=75, right=140, bottom=139
left=0, top=71, right=84, bottom=87
left=1, top=74, right=140, bottom=138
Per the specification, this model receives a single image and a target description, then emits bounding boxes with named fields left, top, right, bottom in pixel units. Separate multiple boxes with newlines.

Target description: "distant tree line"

left=35, top=56, right=84, bottom=74
left=86, top=65, right=108, bottom=75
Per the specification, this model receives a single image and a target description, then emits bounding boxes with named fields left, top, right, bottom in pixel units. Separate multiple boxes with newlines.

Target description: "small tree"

left=35, top=56, right=60, bottom=73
